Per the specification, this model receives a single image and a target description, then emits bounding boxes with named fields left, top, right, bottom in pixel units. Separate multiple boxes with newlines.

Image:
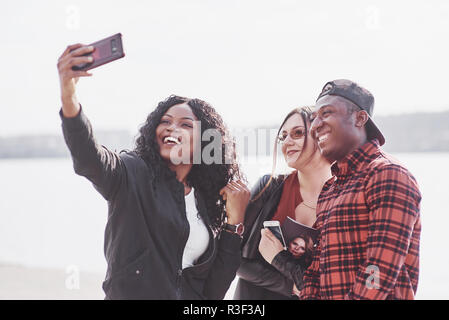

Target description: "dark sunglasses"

left=277, top=127, right=306, bottom=143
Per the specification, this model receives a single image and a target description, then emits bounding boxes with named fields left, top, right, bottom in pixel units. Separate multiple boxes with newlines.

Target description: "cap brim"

left=366, top=117, right=385, bottom=146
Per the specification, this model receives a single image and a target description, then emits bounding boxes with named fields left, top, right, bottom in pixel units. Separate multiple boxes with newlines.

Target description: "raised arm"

left=57, top=44, right=124, bottom=201
left=58, top=43, right=94, bottom=118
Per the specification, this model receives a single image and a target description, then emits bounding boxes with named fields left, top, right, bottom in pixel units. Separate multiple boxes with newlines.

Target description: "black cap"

left=316, top=79, right=385, bottom=146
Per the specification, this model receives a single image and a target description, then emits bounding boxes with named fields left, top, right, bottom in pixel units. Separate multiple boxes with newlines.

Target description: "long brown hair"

left=296, top=235, right=314, bottom=267
left=252, top=106, right=316, bottom=202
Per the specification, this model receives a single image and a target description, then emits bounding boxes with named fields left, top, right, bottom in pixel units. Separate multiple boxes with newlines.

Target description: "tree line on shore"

left=1, top=111, right=449, bottom=159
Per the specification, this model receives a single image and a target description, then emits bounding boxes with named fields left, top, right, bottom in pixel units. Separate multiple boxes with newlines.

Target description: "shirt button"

left=136, top=269, right=140, bottom=275
left=178, top=269, right=182, bottom=276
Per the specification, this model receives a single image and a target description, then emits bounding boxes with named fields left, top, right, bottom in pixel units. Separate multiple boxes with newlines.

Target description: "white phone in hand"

left=263, top=220, right=287, bottom=249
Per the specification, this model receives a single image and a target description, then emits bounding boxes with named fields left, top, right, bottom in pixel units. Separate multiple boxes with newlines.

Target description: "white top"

left=182, top=188, right=210, bottom=269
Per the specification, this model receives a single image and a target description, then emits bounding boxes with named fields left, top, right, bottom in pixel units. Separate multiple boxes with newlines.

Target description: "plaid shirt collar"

left=331, top=139, right=380, bottom=177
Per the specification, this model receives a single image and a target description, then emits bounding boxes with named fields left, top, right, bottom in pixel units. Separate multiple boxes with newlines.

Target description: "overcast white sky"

left=2, top=0, right=449, bottom=136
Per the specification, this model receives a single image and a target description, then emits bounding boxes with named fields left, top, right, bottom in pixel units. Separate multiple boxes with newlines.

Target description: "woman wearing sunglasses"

left=234, top=107, right=332, bottom=299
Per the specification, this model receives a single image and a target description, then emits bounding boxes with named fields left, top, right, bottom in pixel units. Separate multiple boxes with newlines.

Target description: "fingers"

left=67, top=56, right=94, bottom=67
left=232, top=181, right=249, bottom=195
left=234, top=180, right=248, bottom=190
left=260, top=228, right=278, bottom=244
left=72, top=70, right=93, bottom=78
left=58, top=44, right=94, bottom=72
left=226, top=180, right=249, bottom=192
left=221, top=184, right=237, bottom=200
left=220, top=184, right=236, bottom=200
left=220, top=180, right=249, bottom=199
left=225, top=181, right=239, bottom=191
left=220, top=180, right=241, bottom=196
left=261, top=228, right=272, bottom=239
left=260, top=228, right=270, bottom=240
left=59, top=43, right=83, bottom=59
left=221, top=180, right=250, bottom=223
left=259, top=229, right=269, bottom=247
left=57, top=43, right=94, bottom=106
left=264, top=228, right=278, bottom=242
left=260, top=229, right=276, bottom=249
left=219, top=187, right=227, bottom=200
left=220, top=185, right=233, bottom=195
left=61, top=43, right=94, bottom=59
left=70, top=45, right=95, bottom=57
left=58, top=55, right=94, bottom=79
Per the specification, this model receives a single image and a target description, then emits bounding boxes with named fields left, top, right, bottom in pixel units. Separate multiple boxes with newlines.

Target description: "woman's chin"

left=161, top=152, right=192, bottom=167
left=286, top=157, right=302, bottom=169
left=285, top=155, right=298, bottom=166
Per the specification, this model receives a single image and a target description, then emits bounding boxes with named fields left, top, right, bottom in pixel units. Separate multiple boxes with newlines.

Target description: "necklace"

left=300, top=201, right=316, bottom=210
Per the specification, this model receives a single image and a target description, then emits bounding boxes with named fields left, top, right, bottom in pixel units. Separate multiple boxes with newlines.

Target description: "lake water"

left=1, top=153, right=448, bottom=299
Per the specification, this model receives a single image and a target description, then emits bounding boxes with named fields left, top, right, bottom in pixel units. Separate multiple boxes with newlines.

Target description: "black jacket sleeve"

left=271, top=250, right=306, bottom=290
left=237, top=257, right=294, bottom=297
left=203, top=231, right=242, bottom=299
left=236, top=175, right=294, bottom=297
left=241, top=174, right=277, bottom=258
left=241, top=175, right=272, bottom=243
left=60, top=106, right=125, bottom=201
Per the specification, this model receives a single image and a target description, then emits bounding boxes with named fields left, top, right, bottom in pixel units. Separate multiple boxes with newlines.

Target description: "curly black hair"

left=134, top=95, right=244, bottom=232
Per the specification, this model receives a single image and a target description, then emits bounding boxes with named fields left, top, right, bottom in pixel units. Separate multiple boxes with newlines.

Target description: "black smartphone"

left=72, top=33, right=125, bottom=71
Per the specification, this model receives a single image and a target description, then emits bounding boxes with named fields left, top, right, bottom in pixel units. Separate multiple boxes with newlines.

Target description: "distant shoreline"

left=1, top=149, right=449, bottom=161
left=1, top=110, right=449, bottom=158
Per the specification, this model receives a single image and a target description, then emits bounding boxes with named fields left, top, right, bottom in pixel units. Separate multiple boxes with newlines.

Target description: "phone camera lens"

left=111, top=39, right=117, bottom=53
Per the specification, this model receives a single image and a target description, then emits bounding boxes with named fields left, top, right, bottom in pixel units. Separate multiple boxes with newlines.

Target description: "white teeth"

left=318, top=134, right=329, bottom=142
left=164, top=136, right=181, bottom=145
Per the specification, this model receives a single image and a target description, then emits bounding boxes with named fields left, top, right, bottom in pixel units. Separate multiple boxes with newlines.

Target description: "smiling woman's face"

left=279, top=113, right=313, bottom=169
left=155, top=103, right=199, bottom=166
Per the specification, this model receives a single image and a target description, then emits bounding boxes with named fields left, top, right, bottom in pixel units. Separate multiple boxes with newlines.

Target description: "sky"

left=2, top=0, right=449, bottom=136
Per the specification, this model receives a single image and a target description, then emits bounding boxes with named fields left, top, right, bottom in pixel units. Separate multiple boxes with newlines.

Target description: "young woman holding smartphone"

left=57, top=43, right=250, bottom=299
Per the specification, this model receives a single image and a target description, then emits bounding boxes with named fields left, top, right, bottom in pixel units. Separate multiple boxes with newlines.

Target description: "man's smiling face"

left=310, top=95, right=362, bottom=162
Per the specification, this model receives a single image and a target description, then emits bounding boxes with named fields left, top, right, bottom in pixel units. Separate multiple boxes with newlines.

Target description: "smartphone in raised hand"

left=263, top=220, right=287, bottom=249
left=72, top=33, right=125, bottom=71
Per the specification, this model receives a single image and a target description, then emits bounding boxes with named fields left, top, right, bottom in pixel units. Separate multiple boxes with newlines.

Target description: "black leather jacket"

left=61, top=107, right=241, bottom=299
left=234, top=174, right=307, bottom=300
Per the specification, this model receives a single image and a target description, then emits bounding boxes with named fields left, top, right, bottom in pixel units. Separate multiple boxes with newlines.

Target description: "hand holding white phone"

left=259, top=221, right=287, bottom=264
left=262, top=220, right=287, bottom=249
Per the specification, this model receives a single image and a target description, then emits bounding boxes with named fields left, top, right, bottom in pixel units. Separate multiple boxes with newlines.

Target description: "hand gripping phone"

left=72, top=33, right=125, bottom=71
left=263, top=220, right=287, bottom=249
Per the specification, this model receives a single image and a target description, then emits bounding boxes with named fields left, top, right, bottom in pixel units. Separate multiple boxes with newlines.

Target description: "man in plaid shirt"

left=300, top=79, right=422, bottom=300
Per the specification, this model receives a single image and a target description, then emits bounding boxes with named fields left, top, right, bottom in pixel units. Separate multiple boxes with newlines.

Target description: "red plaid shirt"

left=300, top=139, right=421, bottom=300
